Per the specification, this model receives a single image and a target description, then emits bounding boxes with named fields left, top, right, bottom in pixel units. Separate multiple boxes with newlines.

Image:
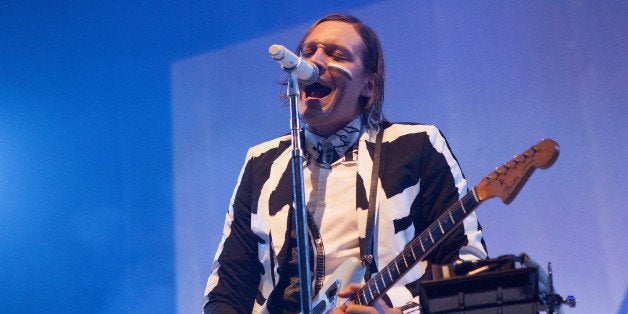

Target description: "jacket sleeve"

left=384, top=126, right=487, bottom=309
left=418, top=127, right=487, bottom=266
left=203, top=152, right=262, bottom=313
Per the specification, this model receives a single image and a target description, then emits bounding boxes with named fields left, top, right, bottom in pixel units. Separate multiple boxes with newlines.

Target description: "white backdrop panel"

left=173, top=1, right=627, bottom=313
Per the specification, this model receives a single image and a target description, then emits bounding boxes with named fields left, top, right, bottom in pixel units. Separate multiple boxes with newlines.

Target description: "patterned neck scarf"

left=304, top=116, right=363, bottom=166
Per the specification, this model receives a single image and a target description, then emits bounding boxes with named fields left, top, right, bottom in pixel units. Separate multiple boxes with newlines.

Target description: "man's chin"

left=302, top=97, right=323, bottom=108
left=300, top=110, right=321, bottom=124
left=301, top=108, right=333, bottom=129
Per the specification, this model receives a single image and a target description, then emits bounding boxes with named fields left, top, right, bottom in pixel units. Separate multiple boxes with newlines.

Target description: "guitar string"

left=353, top=192, right=479, bottom=305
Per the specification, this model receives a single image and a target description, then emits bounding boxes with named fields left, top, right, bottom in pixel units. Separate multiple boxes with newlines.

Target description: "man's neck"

left=306, top=115, right=361, bottom=138
left=304, top=115, right=363, bottom=165
left=306, top=125, right=343, bottom=138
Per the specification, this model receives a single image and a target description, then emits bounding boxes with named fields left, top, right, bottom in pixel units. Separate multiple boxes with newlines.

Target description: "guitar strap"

left=362, top=127, right=384, bottom=281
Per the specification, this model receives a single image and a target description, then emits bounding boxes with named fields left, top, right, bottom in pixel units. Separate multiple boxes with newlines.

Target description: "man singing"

left=203, top=13, right=487, bottom=314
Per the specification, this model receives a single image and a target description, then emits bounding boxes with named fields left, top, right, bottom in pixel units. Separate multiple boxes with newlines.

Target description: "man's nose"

left=307, top=49, right=326, bottom=75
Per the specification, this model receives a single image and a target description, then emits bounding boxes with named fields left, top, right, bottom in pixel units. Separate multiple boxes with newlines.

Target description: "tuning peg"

left=494, top=167, right=504, bottom=175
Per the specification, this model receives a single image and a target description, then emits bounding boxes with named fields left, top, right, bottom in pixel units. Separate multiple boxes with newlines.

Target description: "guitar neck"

left=351, top=188, right=482, bottom=306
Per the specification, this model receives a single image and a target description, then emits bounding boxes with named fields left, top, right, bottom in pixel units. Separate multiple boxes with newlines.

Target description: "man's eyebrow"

left=302, top=41, right=352, bottom=53
left=325, top=43, right=351, bottom=54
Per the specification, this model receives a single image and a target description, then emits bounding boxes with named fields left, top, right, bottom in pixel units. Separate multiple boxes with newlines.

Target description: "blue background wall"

left=2, top=1, right=626, bottom=313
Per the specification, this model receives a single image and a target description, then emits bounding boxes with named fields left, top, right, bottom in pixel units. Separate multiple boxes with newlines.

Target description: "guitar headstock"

left=476, top=139, right=559, bottom=204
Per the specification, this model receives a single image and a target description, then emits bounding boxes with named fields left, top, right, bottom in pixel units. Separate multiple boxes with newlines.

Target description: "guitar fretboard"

left=352, top=189, right=481, bottom=305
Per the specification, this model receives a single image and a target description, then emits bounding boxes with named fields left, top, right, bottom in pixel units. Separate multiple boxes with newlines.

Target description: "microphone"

left=268, top=44, right=319, bottom=85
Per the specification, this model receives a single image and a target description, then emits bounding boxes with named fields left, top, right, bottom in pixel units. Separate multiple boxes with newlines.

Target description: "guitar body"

left=311, top=257, right=366, bottom=314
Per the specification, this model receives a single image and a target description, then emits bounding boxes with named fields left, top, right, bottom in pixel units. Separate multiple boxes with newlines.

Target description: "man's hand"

left=332, top=283, right=402, bottom=314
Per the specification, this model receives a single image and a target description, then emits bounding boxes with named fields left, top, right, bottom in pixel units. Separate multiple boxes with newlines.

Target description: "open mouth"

left=303, top=82, right=332, bottom=99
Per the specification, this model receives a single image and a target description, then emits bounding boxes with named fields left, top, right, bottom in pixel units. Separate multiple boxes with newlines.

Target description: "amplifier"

left=419, top=267, right=540, bottom=314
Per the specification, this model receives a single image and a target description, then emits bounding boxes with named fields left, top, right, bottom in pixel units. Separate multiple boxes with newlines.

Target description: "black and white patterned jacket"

left=203, top=122, right=488, bottom=313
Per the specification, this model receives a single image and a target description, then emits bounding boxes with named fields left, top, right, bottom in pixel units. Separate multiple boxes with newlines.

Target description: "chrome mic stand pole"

left=286, top=71, right=312, bottom=314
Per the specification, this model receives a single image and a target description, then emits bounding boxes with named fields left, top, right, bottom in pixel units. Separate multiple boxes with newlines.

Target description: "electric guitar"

left=310, top=139, right=560, bottom=313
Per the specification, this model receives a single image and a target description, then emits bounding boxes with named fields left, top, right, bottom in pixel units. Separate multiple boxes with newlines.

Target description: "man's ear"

left=361, top=75, right=375, bottom=97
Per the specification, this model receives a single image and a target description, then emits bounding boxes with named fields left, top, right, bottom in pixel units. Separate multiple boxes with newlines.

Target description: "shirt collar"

left=304, top=115, right=363, bottom=165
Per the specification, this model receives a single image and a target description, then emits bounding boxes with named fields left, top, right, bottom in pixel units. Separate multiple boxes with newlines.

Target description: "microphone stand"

left=286, top=71, right=312, bottom=313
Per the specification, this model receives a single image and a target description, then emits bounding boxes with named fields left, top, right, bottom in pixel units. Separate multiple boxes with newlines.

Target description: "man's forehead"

left=303, top=21, right=365, bottom=51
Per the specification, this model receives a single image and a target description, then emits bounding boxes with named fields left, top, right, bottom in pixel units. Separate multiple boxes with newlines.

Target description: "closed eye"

left=301, top=42, right=317, bottom=58
left=329, top=47, right=353, bottom=62
left=331, top=53, right=347, bottom=61
left=301, top=49, right=313, bottom=58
